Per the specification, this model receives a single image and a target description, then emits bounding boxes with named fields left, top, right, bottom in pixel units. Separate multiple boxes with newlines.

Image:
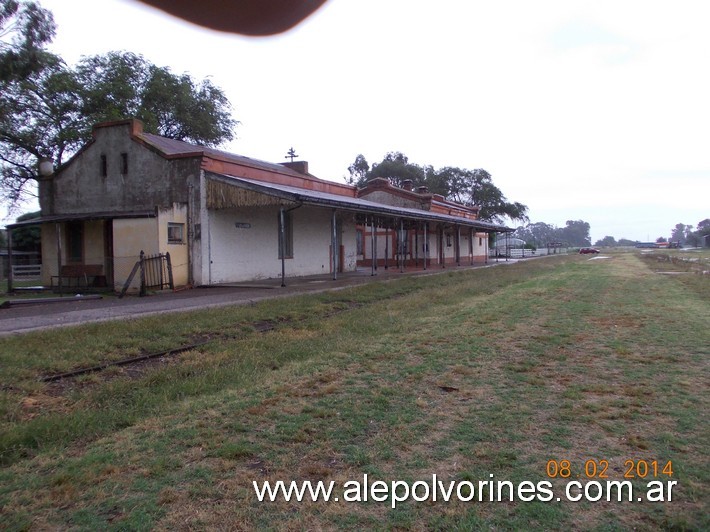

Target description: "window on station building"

left=277, top=211, right=293, bottom=259
left=66, top=221, right=84, bottom=263
left=168, top=223, right=185, bottom=244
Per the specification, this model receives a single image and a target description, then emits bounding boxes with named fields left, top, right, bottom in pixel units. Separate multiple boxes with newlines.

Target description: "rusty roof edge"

left=201, top=151, right=355, bottom=192
left=137, top=133, right=355, bottom=194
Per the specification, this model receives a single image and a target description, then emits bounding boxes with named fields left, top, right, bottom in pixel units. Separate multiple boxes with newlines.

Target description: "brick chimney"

left=92, top=118, right=144, bottom=139
left=402, top=179, right=414, bottom=191
left=417, top=186, right=429, bottom=194
left=281, top=161, right=309, bottom=175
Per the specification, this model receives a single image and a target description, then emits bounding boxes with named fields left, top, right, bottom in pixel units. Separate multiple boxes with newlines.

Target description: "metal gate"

left=141, top=251, right=174, bottom=292
left=119, top=251, right=174, bottom=298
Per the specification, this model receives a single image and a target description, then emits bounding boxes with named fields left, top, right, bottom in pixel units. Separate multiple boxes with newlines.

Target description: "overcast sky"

left=10, top=0, right=710, bottom=242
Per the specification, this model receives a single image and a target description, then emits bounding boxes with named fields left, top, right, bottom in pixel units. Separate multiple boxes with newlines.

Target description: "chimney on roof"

left=92, top=118, right=144, bottom=138
left=402, top=179, right=414, bottom=191
left=281, top=161, right=309, bottom=175
left=417, top=185, right=429, bottom=194
left=130, top=118, right=143, bottom=136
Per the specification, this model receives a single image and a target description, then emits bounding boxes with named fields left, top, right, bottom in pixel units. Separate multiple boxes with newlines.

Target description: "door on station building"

left=65, top=221, right=84, bottom=264
left=332, top=218, right=344, bottom=273
left=104, top=220, right=114, bottom=286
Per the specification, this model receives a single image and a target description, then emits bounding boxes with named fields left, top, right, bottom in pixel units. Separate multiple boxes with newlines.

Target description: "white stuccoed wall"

left=207, top=205, right=356, bottom=283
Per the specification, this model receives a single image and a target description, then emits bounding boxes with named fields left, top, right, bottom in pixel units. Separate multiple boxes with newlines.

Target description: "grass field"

left=0, top=252, right=708, bottom=530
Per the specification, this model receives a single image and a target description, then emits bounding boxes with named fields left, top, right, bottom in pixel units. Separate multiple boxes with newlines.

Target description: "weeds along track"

left=35, top=260, right=566, bottom=385
left=1, top=257, right=577, bottom=466
left=4, top=270, right=488, bottom=465
left=39, top=300, right=366, bottom=384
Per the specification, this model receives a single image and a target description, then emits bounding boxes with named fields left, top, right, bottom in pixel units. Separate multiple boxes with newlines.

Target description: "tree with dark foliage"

left=348, top=152, right=528, bottom=224
left=0, top=0, right=55, bottom=80
left=0, top=2, right=238, bottom=208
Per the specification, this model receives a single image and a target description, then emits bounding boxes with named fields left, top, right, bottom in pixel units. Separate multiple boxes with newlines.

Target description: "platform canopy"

left=206, top=172, right=513, bottom=233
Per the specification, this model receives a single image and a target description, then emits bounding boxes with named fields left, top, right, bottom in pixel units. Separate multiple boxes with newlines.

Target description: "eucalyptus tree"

left=436, top=167, right=528, bottom=223
left=1, top=49, right=238, bottom=206
left=346, top=152, right=529, bottom=224
left=0, top=0, right=56, bottom=80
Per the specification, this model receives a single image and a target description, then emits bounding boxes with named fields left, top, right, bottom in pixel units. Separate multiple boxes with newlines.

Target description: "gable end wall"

left=47, top=123, right=201, bottom=215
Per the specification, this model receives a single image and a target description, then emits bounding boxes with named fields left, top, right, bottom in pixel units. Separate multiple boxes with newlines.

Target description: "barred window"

left=168, top=223, right=185, bottom=244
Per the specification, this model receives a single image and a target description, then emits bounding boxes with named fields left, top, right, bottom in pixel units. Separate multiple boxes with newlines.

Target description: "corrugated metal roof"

left=207, top=172, right=512, bottom=232
left=135, top=133, right=501, bottom=228
left=138, top=133, right=318, bottom=181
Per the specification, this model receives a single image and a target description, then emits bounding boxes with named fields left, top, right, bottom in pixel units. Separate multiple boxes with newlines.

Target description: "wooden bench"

left=51, top=264, right=107, bottom=290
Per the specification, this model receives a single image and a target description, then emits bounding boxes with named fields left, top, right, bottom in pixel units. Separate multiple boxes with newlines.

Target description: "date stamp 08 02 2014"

left=546, top=459, right=674, bottom=480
